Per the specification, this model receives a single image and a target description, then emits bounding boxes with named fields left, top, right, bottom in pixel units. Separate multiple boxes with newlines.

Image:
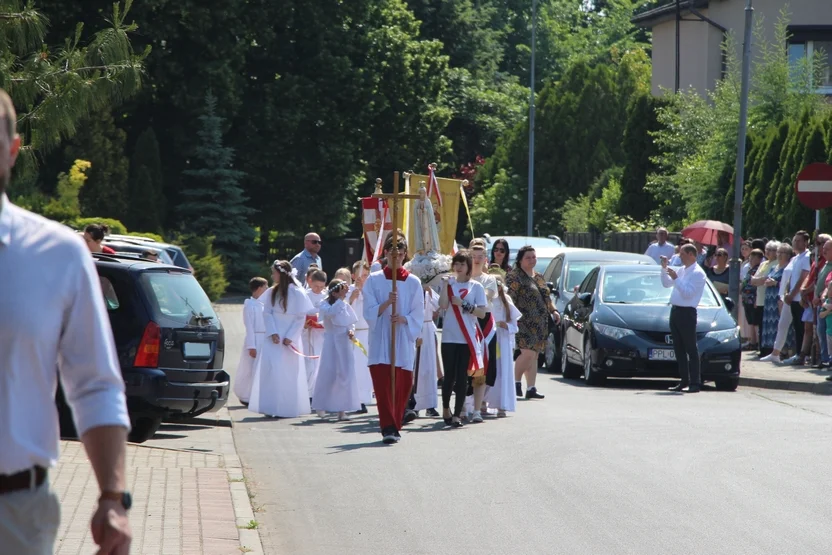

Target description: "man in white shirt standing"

left=661, top=244, right=707, bottom=393
left=645, top=227, right=675, bottom=264
left=0, top=89, right=132, bottom=553
left=783, top=230, right=812, bottom=365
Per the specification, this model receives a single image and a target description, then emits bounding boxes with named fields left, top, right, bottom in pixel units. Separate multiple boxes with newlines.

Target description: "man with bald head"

left=291, top=232, right=323, bottom=277
left=0, top=88, right=132, bottom=552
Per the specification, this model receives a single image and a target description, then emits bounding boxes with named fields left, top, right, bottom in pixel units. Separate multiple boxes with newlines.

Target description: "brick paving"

left=53, top=409, right=262, bottom=555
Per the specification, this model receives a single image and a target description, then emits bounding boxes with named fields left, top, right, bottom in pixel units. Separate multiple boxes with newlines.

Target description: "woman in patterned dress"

left=505, top=246, right=560, bottom=400
left=760, top=244, right=795, bottom=359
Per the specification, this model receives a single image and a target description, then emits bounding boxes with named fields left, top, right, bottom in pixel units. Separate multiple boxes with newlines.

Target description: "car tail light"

left=134, top=322, right=161, bottom=368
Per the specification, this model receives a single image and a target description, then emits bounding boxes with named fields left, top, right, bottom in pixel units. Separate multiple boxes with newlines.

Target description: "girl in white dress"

left=233, top=277, right=269, bottom=405
left=349, top=260, right=374, bottom=412
left=249, top=260, right=314, bottom=418
left=303, top=269, right=327, bottom=400
left=485, top=275, right=522, bottom=416
left=313, top=280, right=361, bottom=420
left=413, top=286, right=440, bottom=416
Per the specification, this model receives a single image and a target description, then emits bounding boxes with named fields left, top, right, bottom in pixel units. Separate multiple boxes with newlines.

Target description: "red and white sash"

left=447, top=283, right=484, bottom=375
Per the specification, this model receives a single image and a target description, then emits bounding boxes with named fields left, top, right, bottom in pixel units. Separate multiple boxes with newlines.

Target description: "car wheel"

left=714, top=377, right=739, bottom=392
left=544, top=330, right=559, bottom=372
left=561, top=336, right=581, bottom=379
left=583, top=337, right=606, bottom=386
left=128, top=416, right=163, bottom=443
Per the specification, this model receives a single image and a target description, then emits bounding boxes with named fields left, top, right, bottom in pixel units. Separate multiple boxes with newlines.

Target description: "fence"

left=564, top=231, right=683, bottom=254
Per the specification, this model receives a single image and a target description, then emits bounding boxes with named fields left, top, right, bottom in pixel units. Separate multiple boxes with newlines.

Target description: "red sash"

left=447, top=283, right=484, bottom=375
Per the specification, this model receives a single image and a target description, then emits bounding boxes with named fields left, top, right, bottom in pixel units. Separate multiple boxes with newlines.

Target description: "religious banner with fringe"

left=361, top=197, right=392, bottom=263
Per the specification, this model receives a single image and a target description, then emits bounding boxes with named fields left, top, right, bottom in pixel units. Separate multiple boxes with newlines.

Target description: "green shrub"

left=127, top=231, right=165, bottom=243
left=180, top=235, right=228, bottom=301
left=72, top=217, right=127, bottom=235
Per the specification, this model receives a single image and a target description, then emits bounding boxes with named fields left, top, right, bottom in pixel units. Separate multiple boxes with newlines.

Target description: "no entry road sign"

left=796, top=163, right=832, bottom=210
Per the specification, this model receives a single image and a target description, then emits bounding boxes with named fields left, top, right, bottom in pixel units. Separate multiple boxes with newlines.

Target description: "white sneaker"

left=337, top=411, right=349, bottom=421
left=316, top=410, right=326, bottom=418
left=759, top=354, right=778, bottom=363
left=472, top=411, right=484, bottom=423
left=782, top=355, right=800, bottom=365
left=497, top=409, right=507, bottom=418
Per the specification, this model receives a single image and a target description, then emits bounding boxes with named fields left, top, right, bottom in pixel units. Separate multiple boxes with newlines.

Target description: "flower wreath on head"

left=328, top=280, right=347, bottom=296
left=273, top=261, right=301, bottom=286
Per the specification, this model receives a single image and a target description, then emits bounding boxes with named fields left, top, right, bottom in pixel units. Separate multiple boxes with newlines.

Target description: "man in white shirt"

left=661, top=244, right=707, bottom=393
left=0, top=89, right=132, bottom=554
left=645, top=227, right=675, bottom=264
left=783, top=230, right=812, bottom=365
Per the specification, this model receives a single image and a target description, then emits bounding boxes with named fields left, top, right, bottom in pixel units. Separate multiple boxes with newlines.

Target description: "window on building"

left=788, top=27, right=832, bottom=94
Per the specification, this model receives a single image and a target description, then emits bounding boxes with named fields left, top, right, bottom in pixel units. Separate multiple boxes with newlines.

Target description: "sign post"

left=795, top=163, right=832, bottom=211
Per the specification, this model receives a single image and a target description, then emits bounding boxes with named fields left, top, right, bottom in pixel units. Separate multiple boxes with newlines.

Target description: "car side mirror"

left=547, top=282, right=559, bottom=297
left=724, top=297, right=735, bottom=312
left=578, top=292, right=592, bottom=305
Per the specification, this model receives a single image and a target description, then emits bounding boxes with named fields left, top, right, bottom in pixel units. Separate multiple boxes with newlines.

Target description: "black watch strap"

left=100, top=490, right=132, bottom=510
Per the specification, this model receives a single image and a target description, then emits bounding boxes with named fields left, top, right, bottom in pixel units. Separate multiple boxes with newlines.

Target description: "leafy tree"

left=42, top=159, right=90, bottom=222
left=0, top=0, right=146, bottom=170
left=63, top=109, right=129, bottom=220
left=126, top=127, right=165, bottom=233
left=177, top=92, right=257, bottom=290
left=474, top=48, right=651, bottom=234
left=180, top=235, right=228, bottom=301
left=619, top=93, right=663, bottom=221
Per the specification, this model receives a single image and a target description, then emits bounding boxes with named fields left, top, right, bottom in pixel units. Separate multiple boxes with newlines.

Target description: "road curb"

left=739, top=376, right=832, bottom=395
left=216, top=408, right=265, bottom=554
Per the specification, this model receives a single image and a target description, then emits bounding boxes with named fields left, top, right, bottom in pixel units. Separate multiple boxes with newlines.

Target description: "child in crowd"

left=412, top=284, right=441, bottom=417
left=484, top=274, right=522, bottom=417
left=233, top=277, right=269, bottom=406
left=334, top=267, right=352, bottom=284
left=349, top=260, right=373, bottom=413
left=312, top=280, right=361, bottom=420
left=304, top=269, right=328, bottom=401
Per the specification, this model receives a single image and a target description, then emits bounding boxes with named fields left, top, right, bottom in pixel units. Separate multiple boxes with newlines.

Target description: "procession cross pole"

left=372, top=172, right=421, bottom=399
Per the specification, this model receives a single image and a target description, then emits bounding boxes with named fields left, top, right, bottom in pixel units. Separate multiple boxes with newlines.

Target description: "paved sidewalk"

left=54, top=408, right=263, bottom=555
left=740, top=353, right=832, bottom=395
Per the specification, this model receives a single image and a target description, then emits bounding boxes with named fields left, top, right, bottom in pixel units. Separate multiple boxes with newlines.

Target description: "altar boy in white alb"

left=363, top=234, right=425, bottom=444
left=233, top=277, right=269, bottom=405
left=413, top=286, right=440, bottom=415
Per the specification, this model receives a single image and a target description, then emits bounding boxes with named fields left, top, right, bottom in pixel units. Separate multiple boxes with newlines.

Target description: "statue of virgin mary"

left=405, top=182, right=451, bottom=288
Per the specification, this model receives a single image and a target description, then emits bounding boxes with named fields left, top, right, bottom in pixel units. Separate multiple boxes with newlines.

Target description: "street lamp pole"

left=527, top=0, right=537, bottom=237
left=729, top=0, right=753, bottom=315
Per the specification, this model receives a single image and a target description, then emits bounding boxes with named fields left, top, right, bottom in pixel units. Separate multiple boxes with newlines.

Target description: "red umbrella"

left=681, top=220, right=738, bottom=246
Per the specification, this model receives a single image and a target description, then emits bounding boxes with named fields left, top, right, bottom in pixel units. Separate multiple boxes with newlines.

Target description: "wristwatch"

left=99, top=490, right=133, bottom=511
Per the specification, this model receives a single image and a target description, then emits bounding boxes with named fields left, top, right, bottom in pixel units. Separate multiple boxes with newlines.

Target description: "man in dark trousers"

left=662, top=243, right=708, bottom=393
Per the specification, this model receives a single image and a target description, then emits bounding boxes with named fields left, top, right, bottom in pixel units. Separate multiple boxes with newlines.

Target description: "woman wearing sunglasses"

left=490, top=238, right=510, bottom=274
left=706, top=248, right=730, bottom=298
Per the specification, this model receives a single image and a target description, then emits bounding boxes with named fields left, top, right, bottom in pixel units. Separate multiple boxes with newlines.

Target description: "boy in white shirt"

left=233, top=277, right=269, bottom=405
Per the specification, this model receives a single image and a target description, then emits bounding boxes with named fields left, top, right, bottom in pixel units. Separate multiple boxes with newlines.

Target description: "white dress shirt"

left=786, top=250, right=811, bottom=303
left=0, top=195, right=130, bottom=475
left=661, top=262, right=707, bottom=308
left=645, top=242, right=675, bottom=264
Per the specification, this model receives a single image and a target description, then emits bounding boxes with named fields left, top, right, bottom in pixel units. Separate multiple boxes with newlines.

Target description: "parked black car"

left=57, top=253, right=229, bottom=443
left=560, top=264, right=741, bottom=390
left=540, top=250, right=656, bottom=369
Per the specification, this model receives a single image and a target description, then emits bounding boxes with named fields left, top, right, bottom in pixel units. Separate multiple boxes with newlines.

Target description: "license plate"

left=183, top=342, right=211, bottom=358
left=648, top=348, right=676, bottom=361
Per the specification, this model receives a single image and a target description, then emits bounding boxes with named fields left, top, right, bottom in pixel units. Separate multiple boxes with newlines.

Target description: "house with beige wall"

left=633, top=0, right=832, bottom=96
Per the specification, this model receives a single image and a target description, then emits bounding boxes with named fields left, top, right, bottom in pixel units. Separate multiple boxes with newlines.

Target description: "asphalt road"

left=216, top=301, right=832, bottom=555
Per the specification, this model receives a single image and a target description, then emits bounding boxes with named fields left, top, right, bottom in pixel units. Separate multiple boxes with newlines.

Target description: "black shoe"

left=354, top=403, right=368, bottom=414
left=525, top=387, right=544, bottom=400
left=668, top=384, right=686, bottom=392
left=381, top=426, right=397, bottom=444
left=403, top=409, right=418, bottom=424
left=437, top=377, right=444, bottom=388
left=451, top=417, right=464, bottom=428
left=240, top=401, right=249, bottom=407
left=515, top=383, right=523, bottom=398
left=426, top=408, right=440, bottom=417
left=682, top=385, right=701, bottom=393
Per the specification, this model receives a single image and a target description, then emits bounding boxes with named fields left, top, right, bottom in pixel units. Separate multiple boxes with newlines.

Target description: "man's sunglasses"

left=309, top=239, right=322, bottom=245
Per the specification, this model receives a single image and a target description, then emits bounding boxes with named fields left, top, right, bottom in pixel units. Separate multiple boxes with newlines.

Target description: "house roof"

left=631, top=0, right=710, bottom=27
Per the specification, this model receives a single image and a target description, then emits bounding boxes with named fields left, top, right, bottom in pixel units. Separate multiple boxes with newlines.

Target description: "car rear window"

left=140, top=271, right=217, bottom=326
